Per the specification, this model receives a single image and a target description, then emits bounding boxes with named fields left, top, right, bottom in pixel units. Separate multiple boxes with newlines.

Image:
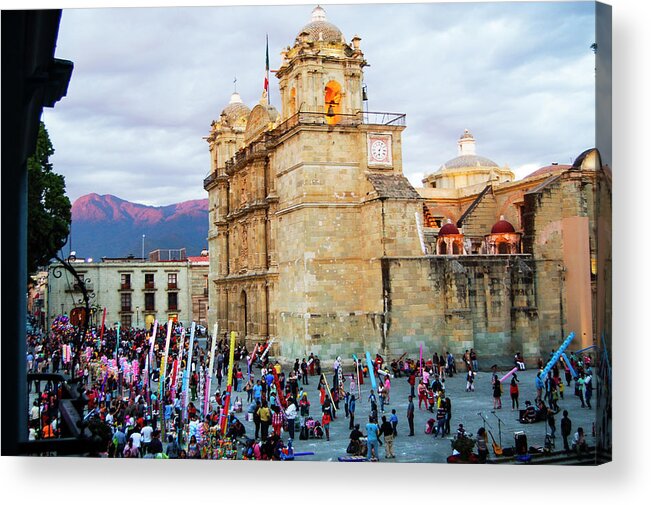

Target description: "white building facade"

left=47, top=255, right=208, bottom=330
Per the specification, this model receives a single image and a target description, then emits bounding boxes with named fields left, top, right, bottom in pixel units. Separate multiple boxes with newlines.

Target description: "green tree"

left=27, top=122, right=71, bottom=273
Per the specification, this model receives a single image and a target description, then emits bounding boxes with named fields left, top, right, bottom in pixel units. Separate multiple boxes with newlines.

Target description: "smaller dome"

left=297, top=6, right=344, bottom=44
left=491, top=216, right=515, bottom=234
left=221, top=92, right=250, bottom=125
left=439, top=219, right=460, bottom=236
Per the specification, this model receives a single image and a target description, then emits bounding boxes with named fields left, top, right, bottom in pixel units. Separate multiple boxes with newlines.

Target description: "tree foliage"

left=27, top=122, right=71, bottom=273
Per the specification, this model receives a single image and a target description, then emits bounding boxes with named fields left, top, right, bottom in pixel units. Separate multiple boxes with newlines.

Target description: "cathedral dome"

left=438, top=221, right=460, bottom=236
left=221, top=92, right=250, bottom=125
left=491, top=216, right=515, bottom=234
left=442, top=154, right=500, bottom=170
left=440, top=130, right=499, bottom=170
left=296, top=6, right=344, bottom=44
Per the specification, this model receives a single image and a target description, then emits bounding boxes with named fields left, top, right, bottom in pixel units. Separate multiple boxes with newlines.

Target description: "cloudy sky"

left=41, top=0, right=597, bottom=207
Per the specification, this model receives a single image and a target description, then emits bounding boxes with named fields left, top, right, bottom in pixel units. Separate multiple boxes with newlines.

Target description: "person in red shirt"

left=321, top=411, right=331, bottom=441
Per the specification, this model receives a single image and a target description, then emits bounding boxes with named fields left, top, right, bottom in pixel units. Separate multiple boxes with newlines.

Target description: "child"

left=321, top=411, right=331, bottom=441
left=466, top=370, right=474, bottom=392
left=390, top=409, right=398, bottom=436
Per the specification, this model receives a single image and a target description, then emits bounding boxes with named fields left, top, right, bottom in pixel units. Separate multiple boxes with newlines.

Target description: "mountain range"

left=66, top=193, right=209, bottom=259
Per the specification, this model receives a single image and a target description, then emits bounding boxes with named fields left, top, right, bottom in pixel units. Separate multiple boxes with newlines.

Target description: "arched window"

left=324, top=80, right=342, bottom=125
left=289, top=87, right=297, bottom=116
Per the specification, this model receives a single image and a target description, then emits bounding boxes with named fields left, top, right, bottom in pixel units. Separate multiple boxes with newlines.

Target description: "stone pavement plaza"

left=213, top=362, right=597, bottom=463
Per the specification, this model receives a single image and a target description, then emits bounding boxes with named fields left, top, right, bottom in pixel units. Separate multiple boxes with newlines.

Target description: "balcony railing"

left=168, top=305, right=178, bottom=311
left=120, top=305, right=132, bottom=312
left=120, top=283, right=132, bottom=290
left=65, top=281, right=93, bottom=292
left=269, top=110, right=406, bottom=140
left=144, top=281, right=155, bottom=289
left=167, top=283, right=178, bottom=290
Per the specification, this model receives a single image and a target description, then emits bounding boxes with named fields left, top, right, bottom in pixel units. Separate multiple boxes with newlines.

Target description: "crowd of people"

left=25, top=314, right=594, bottom=462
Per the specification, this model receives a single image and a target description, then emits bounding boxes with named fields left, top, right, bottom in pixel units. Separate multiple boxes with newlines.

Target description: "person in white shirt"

left=284, top=401, right=298, bottom=440
left=130, top=428, right=143, bottom=456
left=140, top=423, right=153, bottom=454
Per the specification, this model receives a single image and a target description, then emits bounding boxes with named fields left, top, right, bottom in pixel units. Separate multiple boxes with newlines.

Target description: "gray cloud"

left=42, top=2, right=597, bottom=206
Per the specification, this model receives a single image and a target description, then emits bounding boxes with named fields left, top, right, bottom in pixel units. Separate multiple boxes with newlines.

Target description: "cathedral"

left=203, top=6, right=611, bottom=365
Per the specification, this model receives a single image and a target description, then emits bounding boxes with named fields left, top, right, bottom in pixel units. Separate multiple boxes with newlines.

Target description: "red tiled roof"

left=524, top=164, right=571, bottom=179
left=188, top=256, right=209, bottom=263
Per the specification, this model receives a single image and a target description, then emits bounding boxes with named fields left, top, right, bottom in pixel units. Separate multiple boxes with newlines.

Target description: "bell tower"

left=276, top=5, right=367, bottom=121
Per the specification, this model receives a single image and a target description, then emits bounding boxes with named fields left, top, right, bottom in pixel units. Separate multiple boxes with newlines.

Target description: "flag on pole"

left=264, top=34, right=270, bottom=103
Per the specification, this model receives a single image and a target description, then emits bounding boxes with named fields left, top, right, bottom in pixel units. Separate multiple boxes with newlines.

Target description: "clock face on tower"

left=367, top=133, right=392, bottom=167
left=371, top=140, right=388, bottom=162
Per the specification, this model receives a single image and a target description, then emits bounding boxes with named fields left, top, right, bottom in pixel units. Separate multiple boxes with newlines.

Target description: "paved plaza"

left=206, top=356, right=598, bottom=463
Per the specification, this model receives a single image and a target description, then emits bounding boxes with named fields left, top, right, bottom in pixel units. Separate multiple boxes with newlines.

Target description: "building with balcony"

left=47, top=250, right=209, bottom=329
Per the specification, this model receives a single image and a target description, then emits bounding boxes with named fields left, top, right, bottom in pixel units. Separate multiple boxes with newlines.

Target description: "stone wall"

left=382, top=255, right=540, bottom=364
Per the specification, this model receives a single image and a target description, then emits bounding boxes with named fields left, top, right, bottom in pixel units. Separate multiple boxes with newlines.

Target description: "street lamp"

left=136, top=306, right=140, bottom=328
left=142, top=234, right=146, bottom=260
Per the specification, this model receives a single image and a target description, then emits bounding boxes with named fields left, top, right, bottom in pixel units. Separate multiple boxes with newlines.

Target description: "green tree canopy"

left=27, top=122, right=71, bottom=273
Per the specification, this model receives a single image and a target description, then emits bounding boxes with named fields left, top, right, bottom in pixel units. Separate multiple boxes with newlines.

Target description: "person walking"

left=560, top=410, right=572, bottom=453
left=584, top=373, right=593, bottom=409
left=510, top=374, right=520, bottom=410
left=285, top=399, right=297, bottom=440
left=348, top=394, right=356, bottom=430
left=492, top=375, right=502, bottom=409
left=257, top=400, right=271, bottom=441
left=390, top=408, right=398, bottom=437
left=466, top=369, right=475, bottom=392
left=407, top=395, right=415, bottom=436
left=380, top=415, right=395, bottom=459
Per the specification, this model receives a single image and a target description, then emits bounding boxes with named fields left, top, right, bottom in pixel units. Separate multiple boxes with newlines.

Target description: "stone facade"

left=204, top=6, right=611, bottom=365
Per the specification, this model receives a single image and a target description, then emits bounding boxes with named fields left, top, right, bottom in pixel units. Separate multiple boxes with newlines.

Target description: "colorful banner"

left=159, top=319, right=174, bottom=436
left=221, top=330, right=237, bottom=434
left=203, top=323, right=219, bottom=416
left=98, top=307, right=107, bottom=349
left=182, top=322, right=196, bottom=422
left=499, top=366, right=519, bottom=383
left=171, top=327, right=186, bottom=401
left=366, top=351, right=377, bottom=390
left=419, top=344, right=423, bottom=377
left=247, top=343, right=259, bottom=381
left=540, top=332, right=575, bottom=379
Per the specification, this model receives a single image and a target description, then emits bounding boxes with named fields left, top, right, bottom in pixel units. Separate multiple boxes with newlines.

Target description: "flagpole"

left=265, top=34, right=270, bottom=104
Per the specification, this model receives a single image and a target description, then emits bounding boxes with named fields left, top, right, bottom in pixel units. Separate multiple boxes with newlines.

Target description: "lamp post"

left=136, top=306, right=140, bottom=328
left=142, top=234, right=145, bottom=260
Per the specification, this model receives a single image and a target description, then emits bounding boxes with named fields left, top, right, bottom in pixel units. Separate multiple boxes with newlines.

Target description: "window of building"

left=168, top=273, right=178, bottom=289
left=121, top=314, right=132, bottom=328
left=121, top=273, right=131, bottom=289
left=121, top=292, right=132, bottom=312
left=145, top=292, right=155, bottom=311
left=168, top=292, right=178, bottom=311
left=74, top=274, right=85, bottom=291
left=203, top=275, right=209, bottom=296
left=145, top=273, right=155, bottom=289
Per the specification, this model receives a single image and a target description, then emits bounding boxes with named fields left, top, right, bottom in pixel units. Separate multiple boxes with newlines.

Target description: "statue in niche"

left=241, top=225, right=249, bottom=267
left=241, top=176, right=248, bottom=205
